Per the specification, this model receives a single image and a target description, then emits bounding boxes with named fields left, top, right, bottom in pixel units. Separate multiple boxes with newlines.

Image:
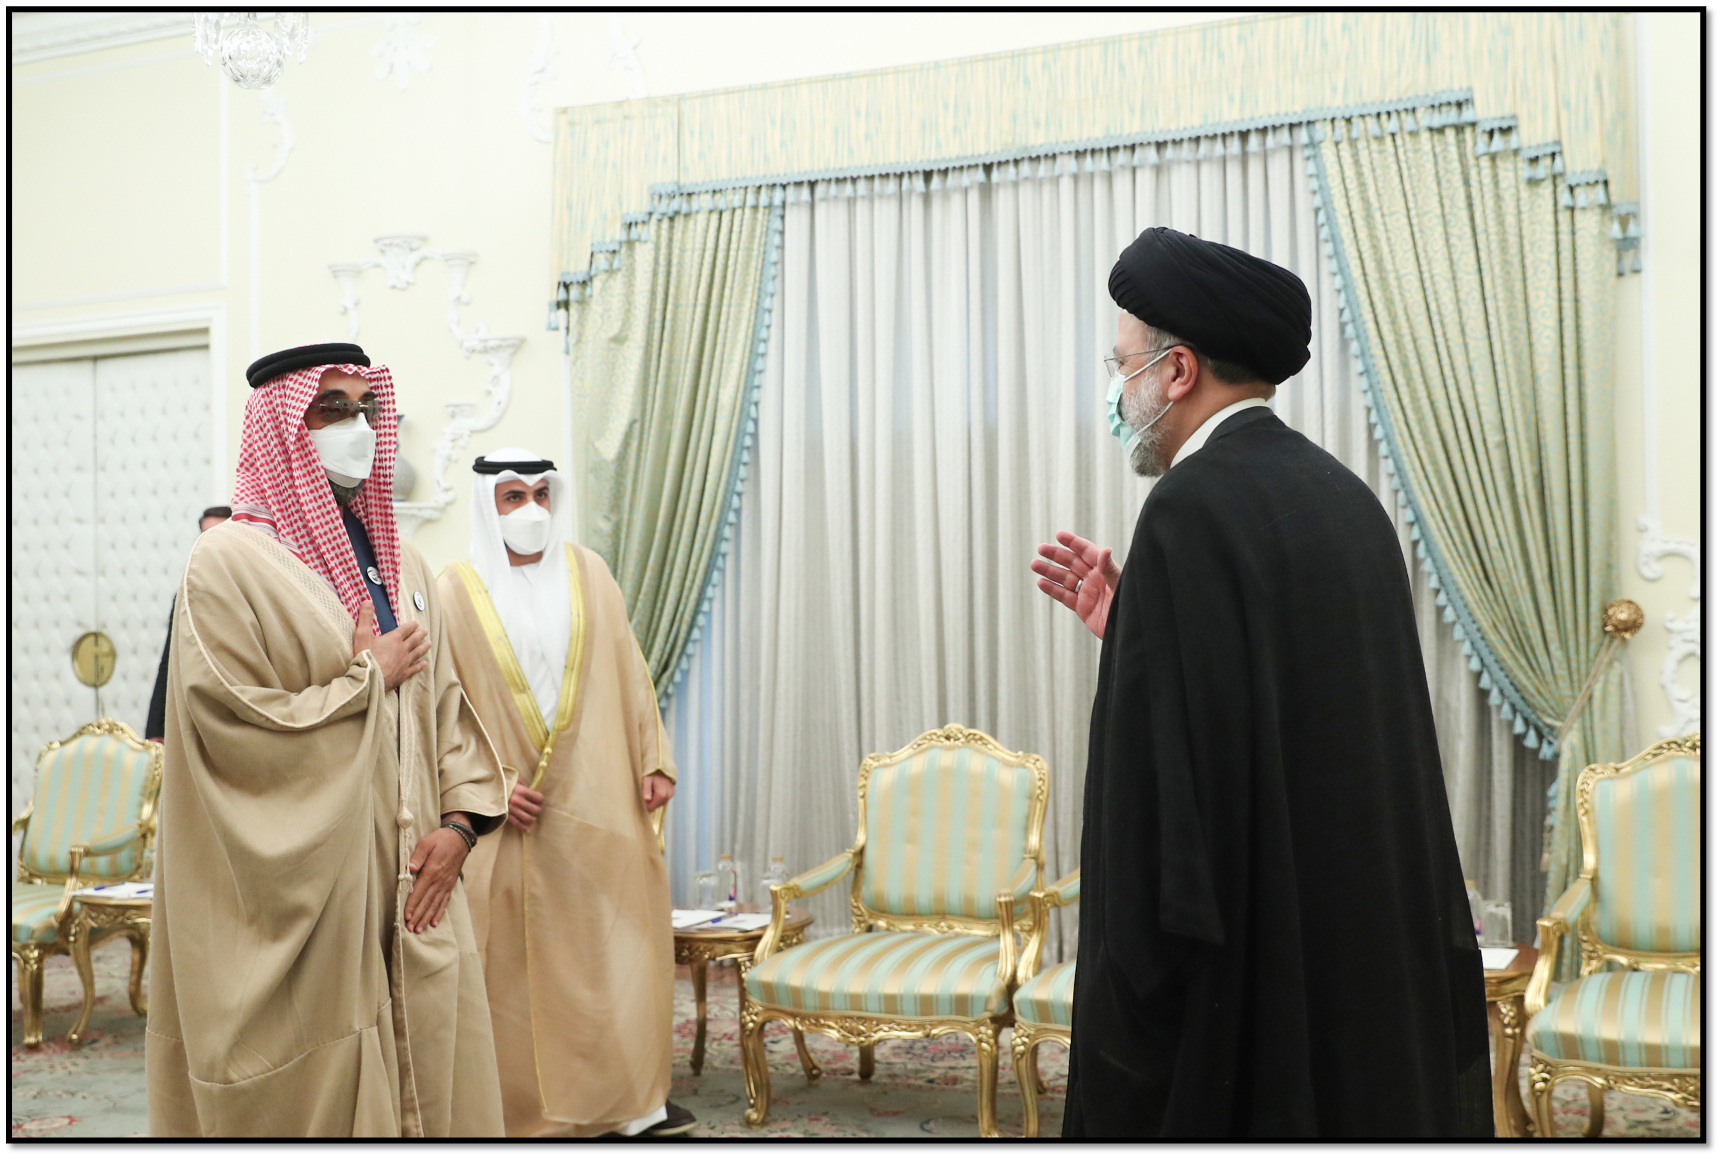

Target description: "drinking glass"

left=694, top=870, right=719, bottom=911
left=1480, top=900, right=1514, bottom=948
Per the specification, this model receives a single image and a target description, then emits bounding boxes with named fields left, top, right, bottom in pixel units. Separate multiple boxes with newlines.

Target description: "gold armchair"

left=11, top=719, right=161, bottom=1047
left=1009, top=869, right=1079, bottom=1137
left=1523, top=734, right=1699, bottom=1136
left=743, top=725, right=1051, bottom=1137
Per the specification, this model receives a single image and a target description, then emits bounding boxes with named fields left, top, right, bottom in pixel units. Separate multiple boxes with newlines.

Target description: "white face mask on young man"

left=499, top=502, right=554, bottom=556
left=307, top=413, right=377, bottom=488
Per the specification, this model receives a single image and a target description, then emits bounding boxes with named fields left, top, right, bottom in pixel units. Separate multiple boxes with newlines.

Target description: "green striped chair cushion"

left=1529, top=970, right=1700, bottom=1071
left=1591, top=755, right=1699, bottom=953
left=746, top=932, right=1008, bottom=1018
left=857, top=745, right=1035, bottom=920
left=12, top=883, right=69, bottom=945
left=1013, top=960, right=1074, bottom=1028
left=21, top=733, right=154, bottom=881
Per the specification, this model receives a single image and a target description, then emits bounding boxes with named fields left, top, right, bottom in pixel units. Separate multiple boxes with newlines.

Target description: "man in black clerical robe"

left=1032, top=227, right=1491, bottom=1138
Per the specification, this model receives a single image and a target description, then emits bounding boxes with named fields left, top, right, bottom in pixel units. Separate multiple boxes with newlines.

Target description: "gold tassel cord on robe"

left=451, top=546, right=589, bottom=1120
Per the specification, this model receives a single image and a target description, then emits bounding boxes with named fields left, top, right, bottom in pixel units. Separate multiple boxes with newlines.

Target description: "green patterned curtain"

left=1311, top=105, right=1626, bottom=978
left=563, top=189, right=782, bottom=700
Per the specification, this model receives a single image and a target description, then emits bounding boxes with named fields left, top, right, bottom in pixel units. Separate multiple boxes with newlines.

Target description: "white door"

left=10, top=347, right=212, bottom=821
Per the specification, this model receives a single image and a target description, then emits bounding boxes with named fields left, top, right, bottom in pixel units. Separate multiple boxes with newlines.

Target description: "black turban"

left=246, top=342, right=370, bottom=388
left=1107, top=227, right=1311, bottom=385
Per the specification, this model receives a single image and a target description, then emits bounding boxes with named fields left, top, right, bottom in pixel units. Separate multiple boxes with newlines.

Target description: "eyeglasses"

left=1102, top=346, right=1182, bottom=378
left=313, top=395, right=380, bottom=425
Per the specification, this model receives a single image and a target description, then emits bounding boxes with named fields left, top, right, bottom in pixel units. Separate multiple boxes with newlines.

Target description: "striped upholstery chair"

left=11, top=720, right=161, bottom=1048
left=1525, top=734, right=1700, bottom=1136
left=742, top=725, right=1050, bottom=1137
left=1010, top=870, right=1078, bottom=1137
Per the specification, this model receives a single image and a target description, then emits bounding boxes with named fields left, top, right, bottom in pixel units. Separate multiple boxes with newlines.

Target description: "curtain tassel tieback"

left=1554, top=600, right=1644, bottom=750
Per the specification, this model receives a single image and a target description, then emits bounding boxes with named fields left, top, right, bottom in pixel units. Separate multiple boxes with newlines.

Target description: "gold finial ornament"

left=71, top=632, right=117, bottom=688
left=1602, top=598, right=1644, bottom=641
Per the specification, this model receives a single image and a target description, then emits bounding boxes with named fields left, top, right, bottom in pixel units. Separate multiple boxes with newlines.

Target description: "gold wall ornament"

left=70, top=632, right=116, bottom=688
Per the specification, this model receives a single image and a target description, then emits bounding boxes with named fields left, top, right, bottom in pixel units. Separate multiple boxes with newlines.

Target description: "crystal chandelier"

left=193, top=13, right=310, bottom=90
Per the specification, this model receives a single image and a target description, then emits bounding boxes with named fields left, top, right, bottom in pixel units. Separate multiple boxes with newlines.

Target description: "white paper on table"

left=1480, top=946, right=1521, bottom=970
left=671, top=908, right=726, bottom=929
left=710, top=913, right=773, bottom=931
left=77, top=881, right=153, bottom=899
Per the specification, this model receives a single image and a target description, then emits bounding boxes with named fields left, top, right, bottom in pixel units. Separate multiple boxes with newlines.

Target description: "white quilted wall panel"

left=9, top=349, right=209, bottom=828
left=11, top=360, right=98, bottom=825
left=94, top=350, right=211, bottom=745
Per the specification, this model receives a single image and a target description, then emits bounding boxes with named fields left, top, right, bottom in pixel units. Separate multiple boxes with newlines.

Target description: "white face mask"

left=499, top=502, right=553, bottom=557
left=307, top=413, right=376, bottom=488
left=1105, top=348, right=1173, bottom=457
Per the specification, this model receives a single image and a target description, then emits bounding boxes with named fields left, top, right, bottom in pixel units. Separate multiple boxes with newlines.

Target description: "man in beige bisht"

left=146, top=343, right=509, bottom=1137
left=437, top=447, right=690, bottom=1138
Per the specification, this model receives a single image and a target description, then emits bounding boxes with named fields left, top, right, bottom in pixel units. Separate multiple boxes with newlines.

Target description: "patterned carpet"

left=10, top=942, right=1700, bottom=1139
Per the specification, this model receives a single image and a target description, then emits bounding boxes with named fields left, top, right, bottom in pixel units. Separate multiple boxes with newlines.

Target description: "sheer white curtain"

left=663, top=130, right=1544, bottom=955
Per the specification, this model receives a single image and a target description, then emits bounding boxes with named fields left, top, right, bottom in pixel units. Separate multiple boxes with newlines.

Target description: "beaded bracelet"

left=441, top=819, right=478, bottom=851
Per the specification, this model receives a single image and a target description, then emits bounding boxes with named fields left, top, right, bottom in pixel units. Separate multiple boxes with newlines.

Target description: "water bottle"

left=716, top=853, right=739, bottom=913
left=760, top=856, right=790, bottom=907
left=1465, top=880, right=1484, bottom=941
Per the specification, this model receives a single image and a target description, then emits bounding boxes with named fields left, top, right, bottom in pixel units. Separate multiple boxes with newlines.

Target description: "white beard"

left=1120, top=372, right=1174, bottom=478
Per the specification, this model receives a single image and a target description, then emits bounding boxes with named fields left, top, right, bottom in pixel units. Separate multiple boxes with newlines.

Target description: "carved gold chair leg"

left=740, top=1003, right=772, bottom=1128
left=13, top=945, right=48, bottom=1049
left=125, top=928, right=150, bottom=1016
left=973, top=1023, right=1001, bottom=1139
left=1528, top=1060, right=1557, bottom=1138
left=67, top=922, right=99, bottom=1047
left=857, top=1042, right=875, bottom=1081
left=1012, top=1030, right=1040, bottom=1138
left=792, top=1029, right=821, bottom=1083
left=1584, top=1082, right=1606, bottom=1138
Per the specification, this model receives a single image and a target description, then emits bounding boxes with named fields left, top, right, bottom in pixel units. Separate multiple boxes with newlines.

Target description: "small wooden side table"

left=1484, top=943, right=1537, bottom=1138
left=67, top=893, right=152, bottom=1047
left=674, top=904, right=814, bottom=1077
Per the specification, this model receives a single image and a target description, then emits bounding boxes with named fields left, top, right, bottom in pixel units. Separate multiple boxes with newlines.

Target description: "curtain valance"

left=552, top=11, right=1632, bottom=289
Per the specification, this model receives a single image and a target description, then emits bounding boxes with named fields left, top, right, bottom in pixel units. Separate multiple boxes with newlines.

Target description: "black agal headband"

left=246, top=343, right=370, bottom=388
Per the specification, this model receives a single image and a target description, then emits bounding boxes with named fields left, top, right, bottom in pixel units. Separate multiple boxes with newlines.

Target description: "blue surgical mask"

left=1105, top=348, right=1173, bottom=457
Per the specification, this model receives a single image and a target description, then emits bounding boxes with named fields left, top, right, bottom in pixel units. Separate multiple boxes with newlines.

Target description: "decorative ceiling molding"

left=520, top=15, right=559, bottom=143
left=372, top=14, right=433, bottom=91
left=10, top=12, right=191, bottom=65
left=607, top=14, right=647, bottom=100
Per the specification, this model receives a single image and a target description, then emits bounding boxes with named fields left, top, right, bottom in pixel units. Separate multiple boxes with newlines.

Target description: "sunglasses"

left=313, top=394, right=381, bottom=425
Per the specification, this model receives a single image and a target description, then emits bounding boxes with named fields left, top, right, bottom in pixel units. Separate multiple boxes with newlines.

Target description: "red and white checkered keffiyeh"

left=230, top=362, right=401, bottom=633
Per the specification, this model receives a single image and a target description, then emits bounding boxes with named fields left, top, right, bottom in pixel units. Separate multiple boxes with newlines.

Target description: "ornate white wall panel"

left=9, top=350, right=210, bottom=822
left=328, top=235, right=524, bottom=538
left=11, top=361, right=98, bottom=818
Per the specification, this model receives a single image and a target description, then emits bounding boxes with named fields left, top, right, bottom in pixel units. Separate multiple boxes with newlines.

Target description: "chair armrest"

left=11, top=807, right=31, bottom=836
left=1526, top=876, right=1591, bottom=1016
left=52, top=847, right=88, bottom=929
left=754, top=851, right=856, bottom=966
left=1001, top=859, right=1037, bottom=904
left=80, top=824, right=143, bottom=858
left=994, top=859, right=1040, bottom=992
left=1044, top=870, right=1080, bottom=908
left=786, top=851, right=856, bottom=898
